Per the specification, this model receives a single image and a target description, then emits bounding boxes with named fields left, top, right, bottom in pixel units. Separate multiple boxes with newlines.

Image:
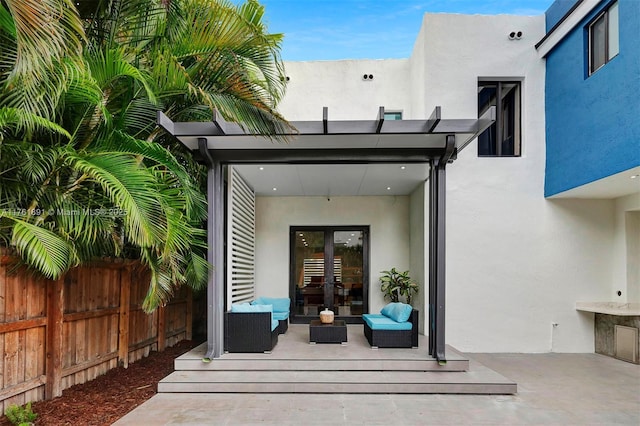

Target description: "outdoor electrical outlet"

left=552, top=322, right=558, bottom=327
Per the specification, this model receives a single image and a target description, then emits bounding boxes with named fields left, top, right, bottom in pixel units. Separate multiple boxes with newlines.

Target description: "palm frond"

left=65, top=151, right=166, bottom=247
left=3, top=213, right=77, bottom=279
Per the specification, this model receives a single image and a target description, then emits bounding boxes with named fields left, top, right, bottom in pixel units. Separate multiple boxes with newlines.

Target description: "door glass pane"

left=294, top=231, right=325, bottom=315
left=333, top=231, right=364, bottom=316
left=591, top=15, right=606, bottom=72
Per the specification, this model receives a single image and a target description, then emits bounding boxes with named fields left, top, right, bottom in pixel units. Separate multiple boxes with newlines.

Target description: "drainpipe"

left=198, top=138, right=224, bottom=360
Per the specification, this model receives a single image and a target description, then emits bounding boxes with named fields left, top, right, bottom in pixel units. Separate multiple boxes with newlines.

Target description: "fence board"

left=0, top=256, right=192, bottom=410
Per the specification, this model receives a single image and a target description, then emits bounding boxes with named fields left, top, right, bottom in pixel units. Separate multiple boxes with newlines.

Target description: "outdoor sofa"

left=251, top=297, right=290, bottom=334
left=224, top=304, right=279, bottom=353
left=362, top=302, right=419, bottom=348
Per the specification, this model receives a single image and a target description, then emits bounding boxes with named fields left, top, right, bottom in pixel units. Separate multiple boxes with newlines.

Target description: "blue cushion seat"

left=272, top=311, right=289, bottom=321
left=231, top=303, right=279, bottom=331
left=362, top=314, right=413, bottom=331
left=252, top=297, right=291, bottom=313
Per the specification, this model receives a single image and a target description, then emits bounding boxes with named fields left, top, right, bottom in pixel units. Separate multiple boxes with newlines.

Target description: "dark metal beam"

left=201, top=148, right=447, bottom=164
left=323, top=107, right=328, bottom=135
left=434, top=160, right=447, bottom=363
left=442, top=135, right=456, bottom=163
left=199, top=139, right=225, bottom=360
left=426, top=106, right=441, bottom=133
left=212, top=109, right=227, bottom=135
left=428, top=160, right=436, bottom=357
left=376, top=106, right=385, bottom=133
left=212, top=159, right=225, bottom=359
left=428, top=137, right=450, bottom=364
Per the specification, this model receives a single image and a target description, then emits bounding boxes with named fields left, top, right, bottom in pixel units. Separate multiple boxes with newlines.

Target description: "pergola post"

left=200, top=139, right=225, bottom=359
left=428, top=135, right=455, bottom=363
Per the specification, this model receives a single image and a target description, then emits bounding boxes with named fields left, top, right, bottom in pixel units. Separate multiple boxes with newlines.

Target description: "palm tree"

left=0, top=0, right=292, bottom=311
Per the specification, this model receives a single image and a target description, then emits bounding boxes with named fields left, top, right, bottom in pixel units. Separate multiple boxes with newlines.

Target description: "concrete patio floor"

left=115, top=350, right=640, bottom=425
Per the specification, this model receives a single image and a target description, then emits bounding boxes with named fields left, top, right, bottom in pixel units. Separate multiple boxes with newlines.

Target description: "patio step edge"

left=174, top=358, right=468, bottom=372
left=158, top=370, right=516, bottom=395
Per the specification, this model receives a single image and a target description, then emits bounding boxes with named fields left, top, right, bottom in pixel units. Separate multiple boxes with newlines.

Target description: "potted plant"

left=379, top=268, right=419, bottom=305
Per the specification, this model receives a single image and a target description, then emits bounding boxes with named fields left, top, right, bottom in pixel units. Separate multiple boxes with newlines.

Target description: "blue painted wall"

left=546, top=0, right=580, bottom=31
left=544, top=0, right=640, bottom=196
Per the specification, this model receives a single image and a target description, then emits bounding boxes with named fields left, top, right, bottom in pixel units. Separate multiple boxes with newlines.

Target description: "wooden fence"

left=0, top=255, right=192, bottom=412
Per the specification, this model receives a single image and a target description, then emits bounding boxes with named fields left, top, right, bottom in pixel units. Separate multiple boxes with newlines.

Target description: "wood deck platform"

left=159, top=325, right=517, bottom=394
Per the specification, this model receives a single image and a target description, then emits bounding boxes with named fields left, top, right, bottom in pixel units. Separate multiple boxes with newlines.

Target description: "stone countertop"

left=576, top=302, right=640, bottom=316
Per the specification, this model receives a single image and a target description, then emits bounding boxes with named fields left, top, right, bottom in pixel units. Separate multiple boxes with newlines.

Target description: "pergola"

left=158, top=105, right=495, bottom=363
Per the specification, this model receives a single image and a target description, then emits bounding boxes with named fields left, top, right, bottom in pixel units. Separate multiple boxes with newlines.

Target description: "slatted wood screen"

left=0, top=255, right=192, bottom=412
left=226, top=166, right=256, bottom=307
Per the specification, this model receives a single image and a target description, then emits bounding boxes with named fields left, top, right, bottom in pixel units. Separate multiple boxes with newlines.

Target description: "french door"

left=290, top=226, right=369, bottom=323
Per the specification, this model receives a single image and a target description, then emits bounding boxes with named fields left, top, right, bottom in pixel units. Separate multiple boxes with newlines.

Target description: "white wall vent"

left=226, top=166, right=256, bottom=307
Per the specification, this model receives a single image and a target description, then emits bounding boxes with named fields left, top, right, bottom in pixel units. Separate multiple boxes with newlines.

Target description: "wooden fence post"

left=118, top=266, right=131, bottom=368
left=45, top=276, right=64, bottom=399
left=157, top=305, right=166, bottom=352
left=186, top=287, right=193, bottom=341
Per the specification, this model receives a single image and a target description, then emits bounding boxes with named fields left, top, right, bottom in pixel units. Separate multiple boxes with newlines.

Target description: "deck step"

left=158, top=369, right=516, bottom=395
left=175, top=357, right=468, bottom=372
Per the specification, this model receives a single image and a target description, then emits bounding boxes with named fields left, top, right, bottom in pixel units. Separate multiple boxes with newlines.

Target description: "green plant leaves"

left=379, top=267, right=419, bottom=304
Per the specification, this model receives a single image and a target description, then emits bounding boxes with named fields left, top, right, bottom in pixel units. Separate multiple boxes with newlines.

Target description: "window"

left=477, top=81, right=521, bottom=157
left=383, top=111, right=402, bottom=120
left=589, top=1, right=619, bottom=75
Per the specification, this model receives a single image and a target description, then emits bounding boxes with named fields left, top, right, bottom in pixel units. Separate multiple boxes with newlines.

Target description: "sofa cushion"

left=252, top=297, right=290, bottom=313
left=231, top=303, right=273, bottom=313
left=363, top=314, right=413, bottom=331
left=271, top=319, right=279, bottom=331
left=272, top=311, right=290, bottom=321
left=380, top=302, right=413, bottom=323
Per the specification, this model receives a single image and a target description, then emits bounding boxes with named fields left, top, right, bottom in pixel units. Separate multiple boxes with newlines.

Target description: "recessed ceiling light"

left=299, top=233, right=304, bottom=236
left=631, top=174, right=639, bottom=179
left=259, top=166, right=264, bottom=170
left=386, top=186, right=391, bottom=190
left=351, top=233, right=355, bottom=236
left=272, top=187, right=277, bottom=191
left=400, top=166, right=406, bottom=170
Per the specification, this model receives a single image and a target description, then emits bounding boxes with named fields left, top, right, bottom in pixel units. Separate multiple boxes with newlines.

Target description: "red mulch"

left=1, top=340, right=201, bottom=426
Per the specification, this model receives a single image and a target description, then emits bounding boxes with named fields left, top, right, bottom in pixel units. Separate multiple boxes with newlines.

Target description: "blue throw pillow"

left=380, top=302, right=413, bottom=323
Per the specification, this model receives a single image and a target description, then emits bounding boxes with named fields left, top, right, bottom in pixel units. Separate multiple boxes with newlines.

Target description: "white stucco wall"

left=254, top=12, right=625, bottom=353
left=613, top=193, right=640, bottom=302
left=254, top=196, right=410, bottom=314
left=278, top=59, right=412, bottom=120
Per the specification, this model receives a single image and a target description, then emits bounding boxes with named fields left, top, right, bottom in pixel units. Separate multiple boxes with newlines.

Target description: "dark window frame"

left=477, top=81, right=522, bottom=157
left=289, top=225, right=370, bottom=324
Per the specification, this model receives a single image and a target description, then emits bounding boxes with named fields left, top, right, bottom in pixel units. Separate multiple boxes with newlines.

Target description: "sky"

left=257, top=0, right=556, bottom=61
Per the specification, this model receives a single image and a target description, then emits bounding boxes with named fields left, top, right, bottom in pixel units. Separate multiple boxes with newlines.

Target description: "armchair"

left=224, top=304, right=279, bottom=353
